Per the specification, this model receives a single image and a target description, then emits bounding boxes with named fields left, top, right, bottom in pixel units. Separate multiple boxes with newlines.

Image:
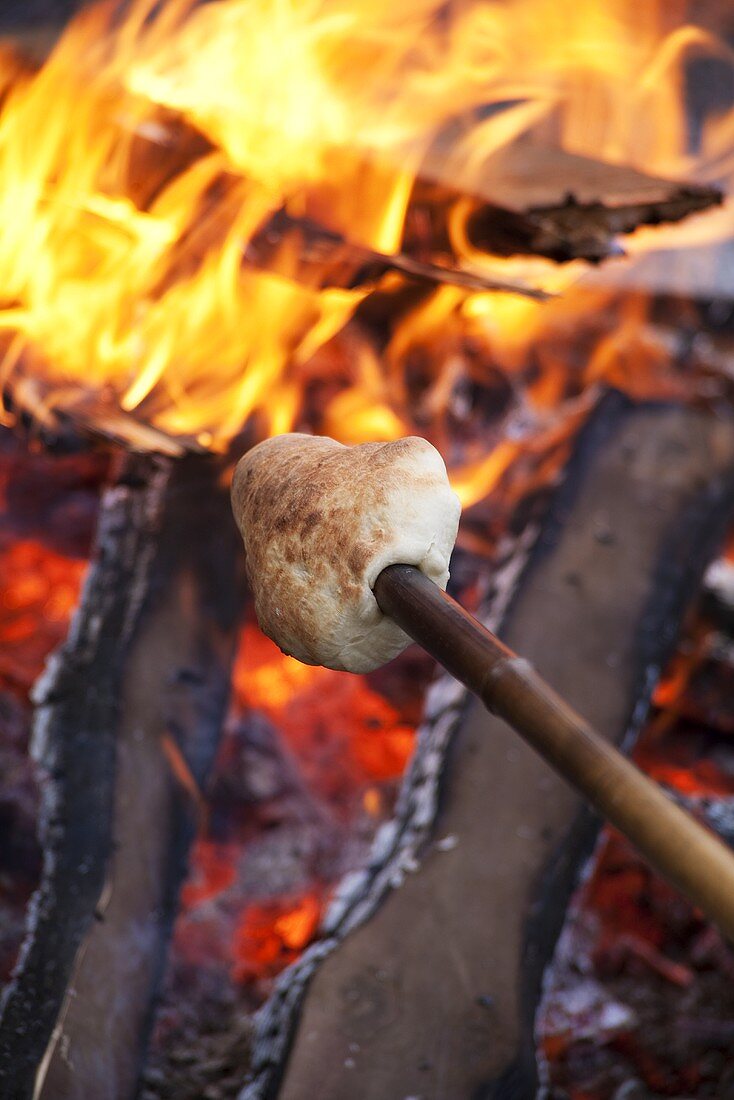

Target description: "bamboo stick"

left=373, top=562, right=734, bottom=942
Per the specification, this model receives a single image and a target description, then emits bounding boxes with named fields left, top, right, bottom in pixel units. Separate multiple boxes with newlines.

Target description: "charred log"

left=244, top=392, right=734, bottom=1100
left=406, top=142, right=722, bottom=264
left=0, top=452, right=244, bottom=1100
left=243, top=209, right=548, bottom=298
left=0, top=363, right=205, bottom=458
left=157, top=195, right=548, bottom=302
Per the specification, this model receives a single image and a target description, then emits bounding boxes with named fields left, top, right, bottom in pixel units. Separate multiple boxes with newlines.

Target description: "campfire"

left=1, top=0, right=734, bottom=1098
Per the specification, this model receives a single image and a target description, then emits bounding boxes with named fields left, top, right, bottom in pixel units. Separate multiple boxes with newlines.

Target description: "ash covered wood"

left=0, top=452, right=244, bottom=1100
left=243, top=392, right=734, bottom=1100
left=703, top=556, right=734, bottom=633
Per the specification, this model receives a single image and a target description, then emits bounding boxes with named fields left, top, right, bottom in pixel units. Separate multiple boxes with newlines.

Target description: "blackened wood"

left=1, top=365, right=204, bottom=457
left=258, top=394, right=734, bottom=1100
left=0, top=452, right=168, bottom=1097
left=0, top=454, right=244, bottom=1100
left=36, top=455, right=243, bottom=1100
left=406, top=143, right=721, bottom=264
left=243, top=209, right=547, bottom=299
left=475, top=142, right=722, bottom=261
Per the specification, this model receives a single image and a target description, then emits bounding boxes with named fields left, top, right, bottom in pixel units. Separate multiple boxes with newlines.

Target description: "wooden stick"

left=373, top=563, right=734, bottom=942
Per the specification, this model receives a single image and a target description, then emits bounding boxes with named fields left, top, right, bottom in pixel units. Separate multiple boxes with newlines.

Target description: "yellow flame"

left=0, top=0, right=729, bottom=494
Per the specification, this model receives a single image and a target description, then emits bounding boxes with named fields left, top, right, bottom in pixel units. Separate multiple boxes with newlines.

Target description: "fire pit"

left=1, top=2, right=734, bottom=1099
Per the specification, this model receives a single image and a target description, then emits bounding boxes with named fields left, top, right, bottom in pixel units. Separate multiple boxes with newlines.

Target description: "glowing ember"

left=0, top=439, right=102, bottom=690
left=234, top=621, right=416, bottom=798
left=165, top=610, right=432, bottom=1015
left=233, top=891, right=323, bottom=982
left=0, top=540, right=86, bottom=688
left=181, top=840, right=238, bottom=909
left=540, top=560, right=734, bottom=1098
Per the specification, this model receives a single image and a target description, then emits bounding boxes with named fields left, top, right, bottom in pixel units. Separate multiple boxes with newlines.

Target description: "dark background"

left=0, top=0, right=85, bottom=26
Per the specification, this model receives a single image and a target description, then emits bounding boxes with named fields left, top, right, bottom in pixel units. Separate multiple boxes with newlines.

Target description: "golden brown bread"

left=231, top=433, right=461, bottom=672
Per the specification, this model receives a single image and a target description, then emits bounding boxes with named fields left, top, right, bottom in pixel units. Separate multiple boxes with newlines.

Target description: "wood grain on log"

left=0, top=453, right=244, bottom=1100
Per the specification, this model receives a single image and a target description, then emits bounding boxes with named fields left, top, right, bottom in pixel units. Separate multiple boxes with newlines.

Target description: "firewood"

left=243, top=208, right=549, bottom=298
left=405, top=141, right=722, bottom=264
left=2, top=367, right=204, bottom=457
left=0, top=454, right=244, bottom=1100
left=156, top=189, right=550, bottom=299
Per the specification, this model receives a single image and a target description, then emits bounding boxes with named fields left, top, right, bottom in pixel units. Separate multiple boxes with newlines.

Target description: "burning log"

left=156, top=159, right=719, bottom=308
left=406, top=141, right=722, bottom=265
left=156, top=187, right=548, bottom=302
left=1, top=367, right=205, bottom=457
left=121, top=106, right=722, bottom=307
left=244, top=392, right=734, bottom=1100
left=242, top=209, right=549, bottom=299
left=0, top=453, right=244, bottom=1100
left=139, top=119, right=721, bottom=291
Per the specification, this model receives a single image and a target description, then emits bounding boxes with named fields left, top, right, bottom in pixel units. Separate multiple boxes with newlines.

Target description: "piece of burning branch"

left=1, top=367, right=204, bottom=456
left=242, top=208, right=550, bottom=299
left=154, top=183, right=550, bottom=300
left=232, top=432, right=734, bottom=942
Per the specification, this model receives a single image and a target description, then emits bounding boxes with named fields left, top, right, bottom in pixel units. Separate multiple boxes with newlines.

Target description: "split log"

left=244, top=392, right=734, bottom=1100
left=0, top=16, right=722, bottom=284
left=159, top=161, right=719, bottom=304
left=0, top=452, right=244, bottom=1100
left=474, top=140, right=722, bottom=260
left=142, top=126, right=721, bottom=284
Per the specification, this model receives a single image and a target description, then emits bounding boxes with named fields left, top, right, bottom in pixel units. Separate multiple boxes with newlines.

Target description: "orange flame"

left=0, top=0, right=728, bottom=507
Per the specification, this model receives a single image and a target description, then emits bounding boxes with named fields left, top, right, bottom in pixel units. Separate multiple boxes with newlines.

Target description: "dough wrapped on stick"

left=231, top=433, right=461, bottom=673
left=231, top=435, right=734, bottom=946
